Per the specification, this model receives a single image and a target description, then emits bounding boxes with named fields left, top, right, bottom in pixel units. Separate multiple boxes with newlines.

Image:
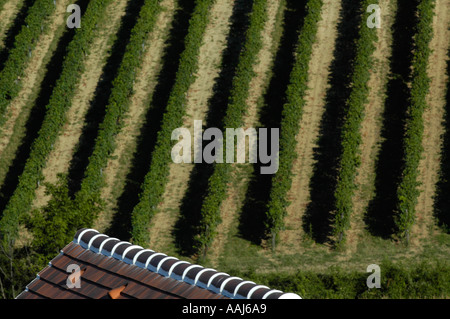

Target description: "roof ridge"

left=73, top=228, right=302, bottom=300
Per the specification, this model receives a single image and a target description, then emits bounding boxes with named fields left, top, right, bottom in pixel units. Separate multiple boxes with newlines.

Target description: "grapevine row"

left=0, top=0, right=113, bottom=244
left=130, top=0, right=216, bottom=246
left=0, top=0, right=55, bottom=127
left=74, top=0, right=163, bottom=228
left=0, top=0, right=7, bottom=13
left=194, top=0, right=269, bottom=255
left=332, top=0, right=379, bottom=246
left=264, top=0, right=323, bottom=247
left=395, top=0, right=435, bottom=242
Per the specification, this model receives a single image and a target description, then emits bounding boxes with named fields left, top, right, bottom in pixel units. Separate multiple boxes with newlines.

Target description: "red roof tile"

left=16, top=229, right=302, bottom=299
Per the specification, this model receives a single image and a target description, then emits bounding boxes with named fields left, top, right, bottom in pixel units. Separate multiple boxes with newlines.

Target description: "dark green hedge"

left=230, top=260, right=450, bottom=299
left=264, top=0, right=323, bottom=247
left=131, top=0, right=216, bottom=246
left=0, top=0, right=55, bottom=127
left=0, top=0, right=8, bottom=13
left=395, top=0, right=435, bottom=242
left=0, top=0, right=113, bottom=245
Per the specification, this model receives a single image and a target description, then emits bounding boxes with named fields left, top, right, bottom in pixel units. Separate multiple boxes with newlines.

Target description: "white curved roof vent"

left=74, top=228, right=302, bottom=300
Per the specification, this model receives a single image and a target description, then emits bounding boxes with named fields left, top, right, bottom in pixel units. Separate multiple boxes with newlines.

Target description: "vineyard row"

left=0, top=0, right=113, bottom=245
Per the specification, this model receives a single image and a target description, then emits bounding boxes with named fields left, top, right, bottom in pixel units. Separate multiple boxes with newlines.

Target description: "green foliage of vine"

left=0, top=0, right=113, bottom=245
left=332, top=0, right=379, bottom=247
left=0, top=0, right=8, bottom=13
left=264, top=0, right=323, bottom=247
left=0, top=0, right=55, bottom=127
left=193, top=0, right=269, bottom=255
left=395, top=0, right=435, bottom=242
left=75, top=0, right=162, bottom=227
left=131, top=0, right=216, bottom=246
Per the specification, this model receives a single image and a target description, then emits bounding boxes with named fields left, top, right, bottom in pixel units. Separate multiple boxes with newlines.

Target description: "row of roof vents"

left=74, top=229, right=302, bottom=299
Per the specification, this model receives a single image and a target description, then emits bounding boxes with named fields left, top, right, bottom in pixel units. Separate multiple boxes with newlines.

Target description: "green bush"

left=0, top=0, right=8, bottom=12
left=230, top=260, right=450, bottom=299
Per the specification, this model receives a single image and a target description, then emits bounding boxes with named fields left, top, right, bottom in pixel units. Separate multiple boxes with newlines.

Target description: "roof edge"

left=73, top=228, right=302, bottom=300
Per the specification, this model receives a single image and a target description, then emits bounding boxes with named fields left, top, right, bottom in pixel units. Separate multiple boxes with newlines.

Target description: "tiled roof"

left=16, top=229, right=302, bottom=299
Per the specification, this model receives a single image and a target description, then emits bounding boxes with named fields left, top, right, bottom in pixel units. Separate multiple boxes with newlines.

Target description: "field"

left=0, top=0, right=449, bottom=299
